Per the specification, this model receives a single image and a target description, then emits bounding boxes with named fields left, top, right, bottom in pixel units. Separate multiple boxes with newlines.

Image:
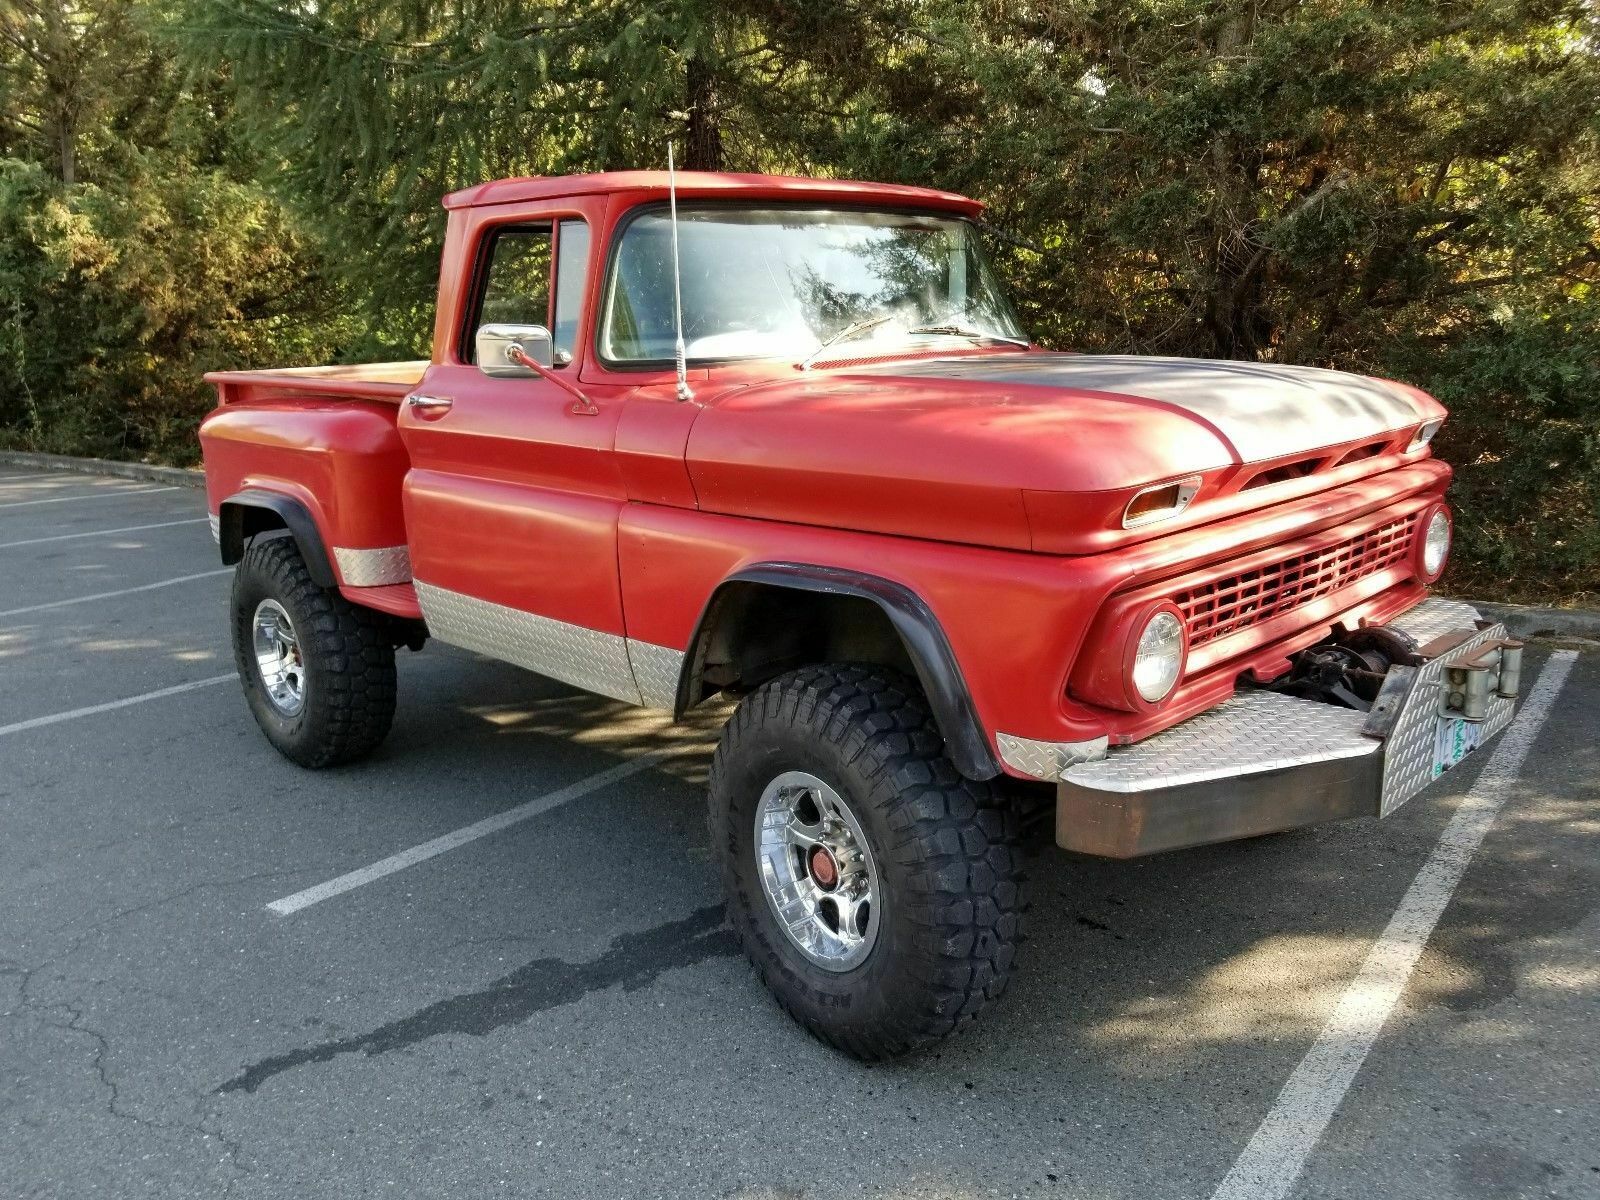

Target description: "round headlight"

left=1132, top=609, right=1186, bottom=703
left=1421, top=509, right=1452, bottom=580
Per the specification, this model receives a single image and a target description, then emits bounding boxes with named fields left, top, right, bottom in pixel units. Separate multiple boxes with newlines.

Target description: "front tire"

left=709, top=665, right=1026, bottom=1060
left=230, top=535, right=397, bottom=768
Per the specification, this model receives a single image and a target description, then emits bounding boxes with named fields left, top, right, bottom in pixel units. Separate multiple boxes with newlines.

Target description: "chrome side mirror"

left=477, top=323, right=553, bottom=377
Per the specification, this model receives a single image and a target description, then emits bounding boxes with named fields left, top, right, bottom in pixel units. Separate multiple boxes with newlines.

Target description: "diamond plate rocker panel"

left=414, top=582, right=643, bottom=706
left=627, top=640, right=685, bottom=711
left=333, top=545, right=413, bottom=587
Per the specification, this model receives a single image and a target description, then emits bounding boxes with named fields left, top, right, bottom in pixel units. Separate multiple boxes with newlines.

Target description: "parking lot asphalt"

left=1, top=465, right=1596, bottom=1200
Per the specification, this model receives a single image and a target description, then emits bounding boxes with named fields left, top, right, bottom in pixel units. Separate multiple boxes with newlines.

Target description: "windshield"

left=600, top=206, right=1026, bottom=365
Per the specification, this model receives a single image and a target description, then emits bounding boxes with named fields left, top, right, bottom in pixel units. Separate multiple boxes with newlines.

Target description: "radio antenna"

left=667, top=143, right=693, bottom=402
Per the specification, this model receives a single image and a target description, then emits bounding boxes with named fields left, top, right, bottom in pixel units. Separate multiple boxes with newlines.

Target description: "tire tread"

left=710, top=664, right=1027, bottom=1061
left=231, top=536, right=396, bottom=768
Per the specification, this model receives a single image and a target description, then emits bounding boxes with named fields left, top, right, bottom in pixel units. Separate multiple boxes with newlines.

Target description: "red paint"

left=338, top=582, right=424, bottom=620
left=440, top=171, right=982, bottom=218
left=198, top=171, right=1459, bottom=776
left=200, top=399, right=412, bottom=570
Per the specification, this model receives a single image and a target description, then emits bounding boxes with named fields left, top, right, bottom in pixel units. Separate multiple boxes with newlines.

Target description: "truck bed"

left=203, top=361, right=428, bottom=406
left=200, top=362, right=423, bottom=618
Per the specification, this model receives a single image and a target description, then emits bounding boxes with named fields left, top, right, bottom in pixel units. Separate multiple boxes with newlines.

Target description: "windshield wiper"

left=905, top=323, right=1030, bottom=348
left=798, top=314, right=896, bottom=371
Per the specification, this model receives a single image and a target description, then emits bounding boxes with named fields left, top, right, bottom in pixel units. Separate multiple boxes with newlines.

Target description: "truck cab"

left=200, top=171, right=1521, bottom=1059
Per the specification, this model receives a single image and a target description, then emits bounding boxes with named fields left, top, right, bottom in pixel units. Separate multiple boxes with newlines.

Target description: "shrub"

left=0, top=158, right=356, bottom=465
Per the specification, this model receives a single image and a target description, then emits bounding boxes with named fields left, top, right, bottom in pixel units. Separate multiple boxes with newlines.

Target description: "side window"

left=467, top=219, right=589, bottom=366
left=474, top=227, right=551, bottom=345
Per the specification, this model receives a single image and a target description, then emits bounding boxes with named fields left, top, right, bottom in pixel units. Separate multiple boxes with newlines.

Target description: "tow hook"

left=1440, top=638, right=1523, bottom=720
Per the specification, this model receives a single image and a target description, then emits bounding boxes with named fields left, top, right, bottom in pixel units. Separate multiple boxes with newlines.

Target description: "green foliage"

left=1391, top=294, right=1600, bottom=605
left=811, top=0, right=1600, bottom=602
left=0, top=158, right=355, bottom=463
left=0, top=0, right=355, bottom=463
left=173, top=0, right=909, bottom=348
left=1, top=0, right=1596, bottom=599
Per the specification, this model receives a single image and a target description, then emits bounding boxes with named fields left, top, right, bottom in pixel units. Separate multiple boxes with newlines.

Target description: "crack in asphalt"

left=4, top=958, right=253, bottom=1192
left=217, top=904, right=738, bottom=1095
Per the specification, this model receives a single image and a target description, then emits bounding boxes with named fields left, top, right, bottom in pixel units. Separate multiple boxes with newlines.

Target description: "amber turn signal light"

left=1122, top=476, right=1202, bottom=529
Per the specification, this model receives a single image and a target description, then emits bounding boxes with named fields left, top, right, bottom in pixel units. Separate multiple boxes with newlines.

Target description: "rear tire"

left=230, top=535, right=397, bottom=768
left=709, top=664, right=1026, bottom=1060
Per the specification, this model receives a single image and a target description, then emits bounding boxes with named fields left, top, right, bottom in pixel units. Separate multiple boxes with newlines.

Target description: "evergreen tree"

left=1, top=0, right=1595, bottom=596
left=175, top=0, right=912, bottom=347
left=813, top=0, right=1600, bottom=600
left=0, top=0, right=354, bottom=462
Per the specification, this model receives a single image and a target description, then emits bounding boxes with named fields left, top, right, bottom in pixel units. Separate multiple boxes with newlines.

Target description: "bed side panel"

left=200, top=398, right=411, bottom=565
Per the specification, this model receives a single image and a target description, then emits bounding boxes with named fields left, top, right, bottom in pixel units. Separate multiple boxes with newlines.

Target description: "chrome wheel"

left=754, top=771, right=881, bottom=972
left=251, top=598, right=306, bottom=717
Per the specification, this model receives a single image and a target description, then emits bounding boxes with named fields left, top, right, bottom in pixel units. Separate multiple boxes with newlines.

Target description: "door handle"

left=407, top=394, right=454, bottom=417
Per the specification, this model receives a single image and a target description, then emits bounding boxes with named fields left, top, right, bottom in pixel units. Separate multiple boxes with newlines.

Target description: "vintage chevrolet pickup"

left=200, top=170, right=1522, bottom=1059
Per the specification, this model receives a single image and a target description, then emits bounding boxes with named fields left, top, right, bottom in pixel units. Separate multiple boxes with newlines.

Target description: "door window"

left=468, top=220, right=589, bottom=365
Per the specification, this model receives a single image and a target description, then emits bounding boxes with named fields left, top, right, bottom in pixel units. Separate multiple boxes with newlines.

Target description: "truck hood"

left=684, top=352, right=1436, bottom=552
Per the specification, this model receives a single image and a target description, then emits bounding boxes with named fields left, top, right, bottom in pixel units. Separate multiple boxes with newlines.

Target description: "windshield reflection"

left=601, top=207, right=1027, bottom=365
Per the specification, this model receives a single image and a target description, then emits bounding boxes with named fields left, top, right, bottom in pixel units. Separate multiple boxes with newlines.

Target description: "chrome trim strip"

left=208, top=513, right=221, bottom=544
left=996, top=732, right=1110, bottom=782
left=332, top=545, right=412, bottom=587
left=627, top=639, right=685, bottom=710
left=414, top=581, right=643, bottom=705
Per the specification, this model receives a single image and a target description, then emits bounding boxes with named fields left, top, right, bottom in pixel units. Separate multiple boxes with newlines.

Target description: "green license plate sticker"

left=1432, top=716, right=1483, bottom=778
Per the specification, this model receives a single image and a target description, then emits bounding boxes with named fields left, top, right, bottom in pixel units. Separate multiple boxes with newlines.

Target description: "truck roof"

left=441, top=170, right=985, bottom=216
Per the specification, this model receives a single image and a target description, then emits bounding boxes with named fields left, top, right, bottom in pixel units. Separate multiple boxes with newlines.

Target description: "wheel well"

left=218, top=491, right=335, bottom=588
left=686, top=584, right=914, bottom=707
left=680, top=568, right=1002, bottom=781
left=232, top=505, right=288, bottom=545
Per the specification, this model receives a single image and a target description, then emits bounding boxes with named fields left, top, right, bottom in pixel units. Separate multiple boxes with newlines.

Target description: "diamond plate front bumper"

left=1055, top=598, right=1520, bottom=858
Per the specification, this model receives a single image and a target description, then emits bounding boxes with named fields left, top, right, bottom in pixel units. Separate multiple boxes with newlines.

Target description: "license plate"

left=1432, top=716, right=1484, bottom=778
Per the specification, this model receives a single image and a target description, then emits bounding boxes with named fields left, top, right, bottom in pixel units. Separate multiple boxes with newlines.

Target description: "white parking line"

left=1210, top=649, right=1578, bottom=1200
left=0, top=569, right=231, bottom=618
left=0, top=517, right=208, bottom=550
left=0, top=485, right=178, bottom=510
left=0, top=674, right=235, bottom=737
left=266, top=751, right=670, bottom=915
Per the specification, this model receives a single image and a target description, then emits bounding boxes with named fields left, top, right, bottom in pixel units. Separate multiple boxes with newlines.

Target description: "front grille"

left=1175, top=512, right=1420, bottom=647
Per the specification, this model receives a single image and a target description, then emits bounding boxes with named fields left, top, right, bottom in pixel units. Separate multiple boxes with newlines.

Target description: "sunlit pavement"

left=1, top=465, right=1595, bottom=1200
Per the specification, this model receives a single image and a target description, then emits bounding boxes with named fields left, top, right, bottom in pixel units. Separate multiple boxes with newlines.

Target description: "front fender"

left=681, top=562, right=1001, bottom=781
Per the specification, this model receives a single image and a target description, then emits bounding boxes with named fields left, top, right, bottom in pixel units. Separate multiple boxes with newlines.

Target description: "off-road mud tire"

left=709, top=664, right=1026, bottom=1060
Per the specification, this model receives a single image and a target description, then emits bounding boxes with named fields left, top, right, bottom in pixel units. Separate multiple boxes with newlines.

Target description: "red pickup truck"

left=201, top=170, right=1521, bottom=1060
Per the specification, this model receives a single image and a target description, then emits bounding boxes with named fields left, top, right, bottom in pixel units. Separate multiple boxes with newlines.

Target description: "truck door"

left=399, top=217, right=643, bottom=704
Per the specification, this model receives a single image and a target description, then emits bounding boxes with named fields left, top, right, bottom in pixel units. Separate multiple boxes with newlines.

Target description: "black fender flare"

left=680, top=563, right=1001, bottom=781
left=218, top=489, right=336, bottom=588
